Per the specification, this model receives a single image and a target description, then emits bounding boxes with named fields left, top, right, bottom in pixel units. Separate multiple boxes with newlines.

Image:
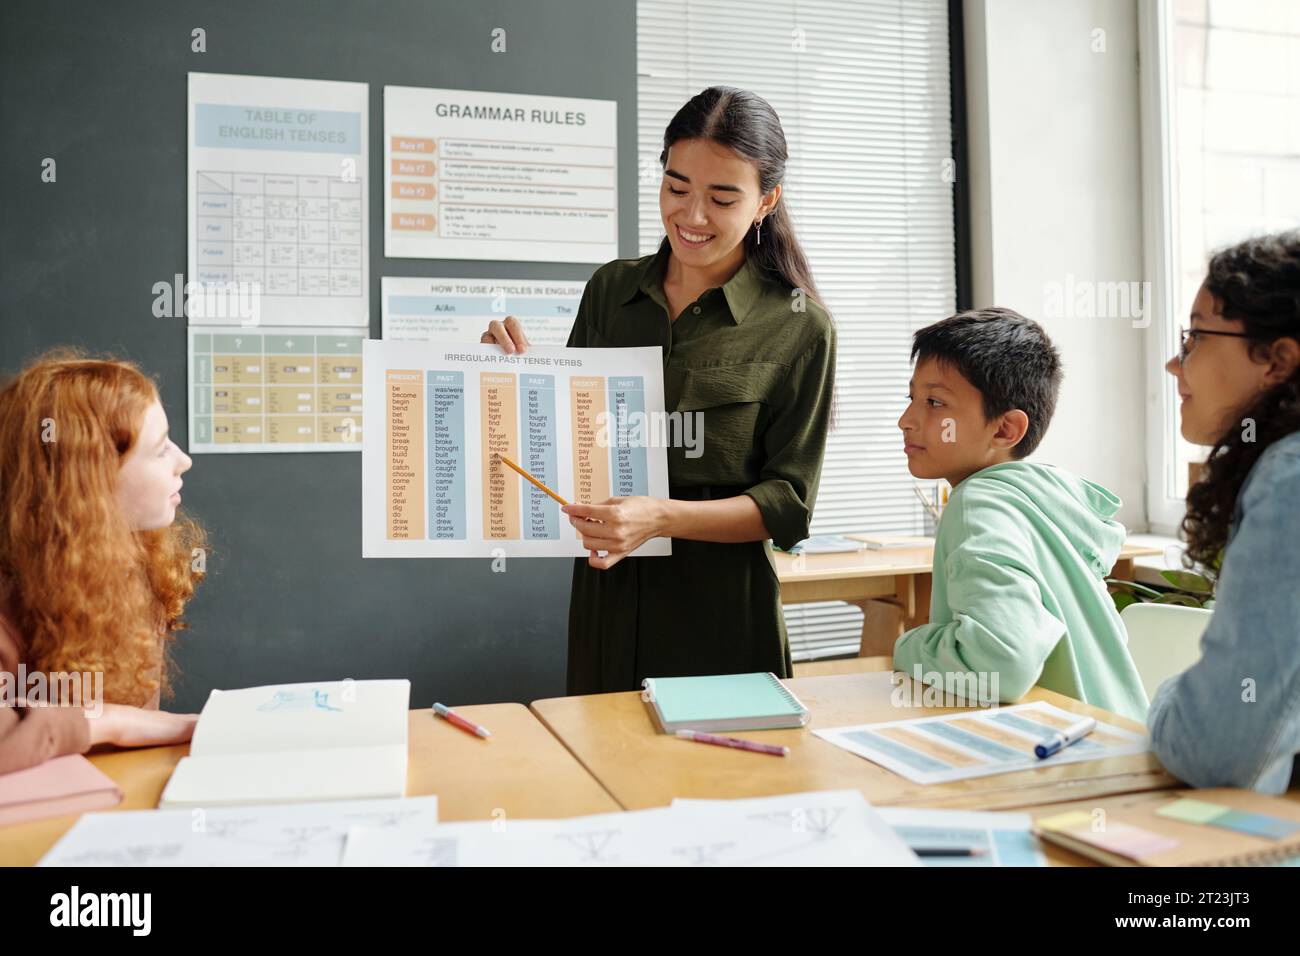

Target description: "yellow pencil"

left=495, top=453, right=570, bottom=507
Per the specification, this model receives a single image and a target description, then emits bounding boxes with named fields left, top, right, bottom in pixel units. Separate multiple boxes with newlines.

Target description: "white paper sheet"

left=667, top=789, right=920, bottom=866
left=814, top=700, right=1150, bottom=785
left=878, top=807, right=1047, bottom=866
left=343, top=790, right=919, bottom=867
left=39, top=797, right=437, bottom=867
left=362, top=340, right=671, bottom=557
left=382, top=276, right=584, bottom=346
left=384, top=86, right=617, bottom=262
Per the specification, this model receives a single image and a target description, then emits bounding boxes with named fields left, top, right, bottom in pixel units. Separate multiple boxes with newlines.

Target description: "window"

left=638, top=0, right=958, bottom=657
left=1142, top=0, right=1300, bottom=533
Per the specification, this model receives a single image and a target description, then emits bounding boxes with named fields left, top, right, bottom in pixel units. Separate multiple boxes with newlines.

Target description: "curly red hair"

left=0, top=350, right=206, bottom=705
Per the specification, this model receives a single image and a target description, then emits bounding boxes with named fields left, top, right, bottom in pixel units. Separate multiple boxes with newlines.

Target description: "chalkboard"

left=0, top=0, right=640, bottom=710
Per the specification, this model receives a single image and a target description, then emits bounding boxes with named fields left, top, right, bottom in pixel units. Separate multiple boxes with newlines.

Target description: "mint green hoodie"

left=892, top=462, right=1148, bottom=721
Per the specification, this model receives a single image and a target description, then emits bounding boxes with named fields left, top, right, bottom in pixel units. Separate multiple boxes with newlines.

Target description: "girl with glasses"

left=1149, top=230, right=1300, bottom=792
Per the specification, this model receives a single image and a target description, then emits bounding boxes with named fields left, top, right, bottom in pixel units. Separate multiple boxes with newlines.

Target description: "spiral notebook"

left=641, top=673, right=810, bottom=733
left=1034, top=788, right=1300, bottom=867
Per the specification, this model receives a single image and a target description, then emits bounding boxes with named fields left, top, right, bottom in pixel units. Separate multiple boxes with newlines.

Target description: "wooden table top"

left=0, top=703, right=620, bottom=867
left=1, top=665, right=1184, bottom=867
left=774, top=536, right=1162, bottom=584
left=531, top=667, right=1174, bottom=815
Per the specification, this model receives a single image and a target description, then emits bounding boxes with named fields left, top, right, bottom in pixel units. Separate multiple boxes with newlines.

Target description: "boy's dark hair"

left=910, top=307, right=1063, bottom=459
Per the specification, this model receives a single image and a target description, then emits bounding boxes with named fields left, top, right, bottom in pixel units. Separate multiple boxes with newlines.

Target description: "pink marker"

left=433, top=702, right=491, bottom=738
left=676, top=729, right=789, bottom=757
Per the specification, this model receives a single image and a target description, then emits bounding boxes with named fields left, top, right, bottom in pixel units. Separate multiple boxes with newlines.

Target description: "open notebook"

left=0, top=755, right=123, bottom=827
left=1034, top=788, right=1300, bottom=866
left=159, top=680, right=410, bottom=808
left=642, top=673, right=809, bottom=733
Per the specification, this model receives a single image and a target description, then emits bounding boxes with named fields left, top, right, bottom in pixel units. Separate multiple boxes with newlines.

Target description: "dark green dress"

left=565, top=238, right=836, bottom=694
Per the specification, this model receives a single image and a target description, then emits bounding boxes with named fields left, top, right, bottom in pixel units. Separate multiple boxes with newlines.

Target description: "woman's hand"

left=87, top=703, right=199, bottom=748
left=562, top=497, right=671, bottom=569
left=480, top=314, right=530, bottom=354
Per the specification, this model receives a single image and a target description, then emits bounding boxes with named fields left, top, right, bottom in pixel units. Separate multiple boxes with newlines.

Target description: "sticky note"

left=1036, top=811, right=1094, bottom=831
left=1074, top=822, right=1181, bottom=861
left=1156, top=799, right=1300, bottom=841
left=1212, top=810, right=1300, bottom=841
left=1156, top=798, right=1231, bottom=825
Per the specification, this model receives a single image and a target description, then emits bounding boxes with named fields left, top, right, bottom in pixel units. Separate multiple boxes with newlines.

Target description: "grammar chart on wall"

left=381, top=276, right=583, bottom=347
left=187, top=72, right=370, bottom=453
left=361, top=341, right=671, bottom=558
left=188, top=72, right=369, bottom=326
left=383, top=86, right=617, bottom=263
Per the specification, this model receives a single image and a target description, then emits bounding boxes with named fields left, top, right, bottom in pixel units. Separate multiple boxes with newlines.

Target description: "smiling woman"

left=0, top=350, right=207, bottom=774
left=482, top=87, right=836, bottom=694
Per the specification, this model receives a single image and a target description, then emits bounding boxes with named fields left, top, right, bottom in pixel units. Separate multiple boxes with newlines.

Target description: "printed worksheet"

left=188, top=72, right=369, bottom=326
left=362, top=340, right=670, bottom=558
left=878, top=807, right=1047, bottom=866
left=342, top=791, right=918, bottom=867
left=814, top=701, right=1150, bottom=785
left=384, top=86, right=617, bottom=262
left=382, top=276, right=584, bottom=346
left=39, top=797, right=438, bottom=867
left=668, top=790, right=920, bottom=866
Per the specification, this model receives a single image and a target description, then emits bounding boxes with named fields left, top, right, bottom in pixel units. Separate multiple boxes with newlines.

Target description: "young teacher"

left=482, top=87, right=836, bottom=694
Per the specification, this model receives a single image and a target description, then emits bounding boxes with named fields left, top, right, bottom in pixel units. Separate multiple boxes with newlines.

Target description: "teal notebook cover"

left=642, top=672, right=808, bottom=730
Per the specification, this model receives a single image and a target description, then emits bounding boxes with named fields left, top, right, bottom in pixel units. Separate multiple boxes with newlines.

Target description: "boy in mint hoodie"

left=893, top=308, right=1147, bottom=721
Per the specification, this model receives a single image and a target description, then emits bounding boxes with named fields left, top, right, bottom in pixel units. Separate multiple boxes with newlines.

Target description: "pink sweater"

left=0, top=608, right=92, bottom=775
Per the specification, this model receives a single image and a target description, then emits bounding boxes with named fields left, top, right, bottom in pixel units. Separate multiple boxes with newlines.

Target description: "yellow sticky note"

left=1036, top=811, right=1094, bottom=831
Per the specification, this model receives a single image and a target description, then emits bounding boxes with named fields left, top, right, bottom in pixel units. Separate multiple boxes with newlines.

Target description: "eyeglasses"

left=1177, top=327, right=1254, bottom=363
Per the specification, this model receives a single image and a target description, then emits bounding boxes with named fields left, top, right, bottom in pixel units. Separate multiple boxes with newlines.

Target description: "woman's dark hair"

left=1182, top=230, right=1300, bottom=575
left=659, top=86, right=824, bottom=309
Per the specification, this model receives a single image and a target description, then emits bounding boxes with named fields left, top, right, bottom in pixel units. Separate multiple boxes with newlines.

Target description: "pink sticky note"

left=1070, top=821, right=1180, bottom=861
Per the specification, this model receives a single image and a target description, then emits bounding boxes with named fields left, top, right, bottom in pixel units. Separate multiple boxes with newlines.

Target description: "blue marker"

left=1034, top=716, right=1097, bottom=759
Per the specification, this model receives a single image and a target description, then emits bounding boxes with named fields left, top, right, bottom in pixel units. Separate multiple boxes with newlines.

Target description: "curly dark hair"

left=1181, top=230, right=1300, bottom=575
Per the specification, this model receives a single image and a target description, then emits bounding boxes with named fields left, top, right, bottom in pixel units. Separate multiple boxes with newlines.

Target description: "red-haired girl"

left=0, top=351, right=204, bottom=773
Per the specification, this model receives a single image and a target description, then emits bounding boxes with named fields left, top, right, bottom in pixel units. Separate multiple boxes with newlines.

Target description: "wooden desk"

left=776, top=538, right=1162, bottom=657
left=793, top=655, right=893, bottom=678
left=531, top=669, right=1175, bottom=816
left=0, top=703, right=619, bottom=867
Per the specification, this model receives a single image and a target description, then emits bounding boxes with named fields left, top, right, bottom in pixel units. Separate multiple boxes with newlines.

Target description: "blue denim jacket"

left=1148, top=429, right=1300, bottom=793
